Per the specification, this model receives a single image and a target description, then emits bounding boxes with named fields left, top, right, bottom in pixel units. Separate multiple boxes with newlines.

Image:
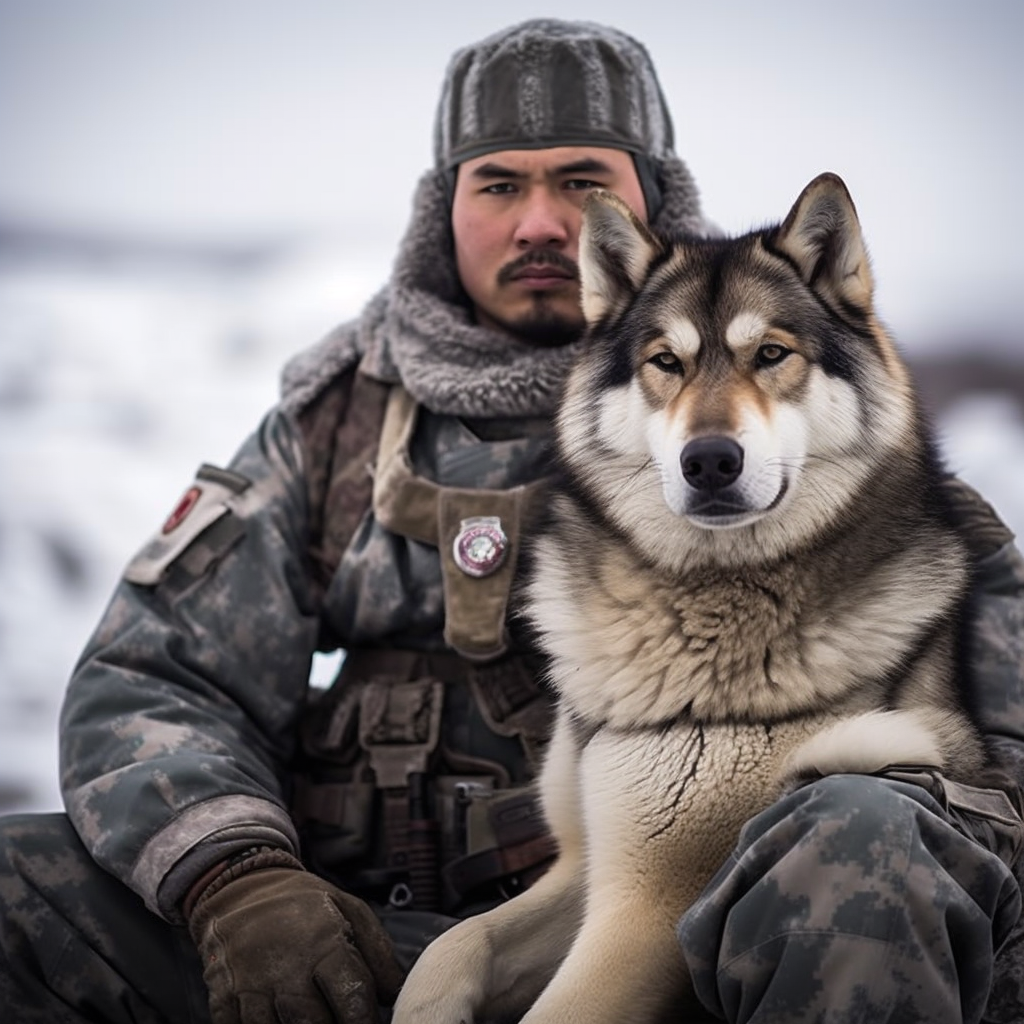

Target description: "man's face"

left=451, top=146, right=648, bottom=345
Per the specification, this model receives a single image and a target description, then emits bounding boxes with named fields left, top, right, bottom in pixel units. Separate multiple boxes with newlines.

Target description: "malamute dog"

left=393, top=174, right=997, bottom=1023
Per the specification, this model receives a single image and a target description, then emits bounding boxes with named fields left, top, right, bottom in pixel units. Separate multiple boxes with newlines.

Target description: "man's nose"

left=513, top=192, right=574, bottom=249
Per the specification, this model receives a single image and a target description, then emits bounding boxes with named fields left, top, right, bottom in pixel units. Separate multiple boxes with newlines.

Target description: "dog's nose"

left=681, top=437, right=744, bottom=491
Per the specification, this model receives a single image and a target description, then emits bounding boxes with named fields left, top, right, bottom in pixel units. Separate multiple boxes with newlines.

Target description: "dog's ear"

left=772, top=173, right=874, bottom=315
left=579, top=191, right=662, bottom=324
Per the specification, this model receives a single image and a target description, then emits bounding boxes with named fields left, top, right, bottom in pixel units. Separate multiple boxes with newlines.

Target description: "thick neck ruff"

left=281, top=159, right=708, bottom=418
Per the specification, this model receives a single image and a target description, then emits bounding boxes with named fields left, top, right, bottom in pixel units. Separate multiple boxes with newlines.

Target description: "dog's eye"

left=756, top=344, right=790, bottom=367
left=648, top=351, right=683, bottom=375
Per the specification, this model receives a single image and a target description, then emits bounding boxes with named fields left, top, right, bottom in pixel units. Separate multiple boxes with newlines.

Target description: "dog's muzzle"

left=679, top=435, right=787, bottom=525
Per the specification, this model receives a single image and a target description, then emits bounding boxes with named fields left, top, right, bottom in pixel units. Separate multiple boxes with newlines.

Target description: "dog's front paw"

left=392, top=988, right=475, bottom=1024
left=393, top=978, right=477, bottom=1024
left=391, top=924, right=488, bottom=1024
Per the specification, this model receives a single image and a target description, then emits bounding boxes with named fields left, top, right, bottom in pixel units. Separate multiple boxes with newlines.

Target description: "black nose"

left=681, top=437, right=744, bottom=491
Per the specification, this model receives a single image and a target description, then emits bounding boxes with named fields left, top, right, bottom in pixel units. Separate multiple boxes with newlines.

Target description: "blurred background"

left=1, top=0, right=1022, bottom=814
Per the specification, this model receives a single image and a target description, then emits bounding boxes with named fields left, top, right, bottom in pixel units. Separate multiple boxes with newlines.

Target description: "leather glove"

left=186, top=849, right=405, bottom=1024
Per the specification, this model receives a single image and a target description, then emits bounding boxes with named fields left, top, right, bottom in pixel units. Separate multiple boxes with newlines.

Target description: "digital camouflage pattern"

left=678, top=774, right=1023, bottom=1024
left=56, top=373, right=553, bottom=924
left=58, top=408, right=316, bottom=922
left=0, top=813, right=209, bottom=1023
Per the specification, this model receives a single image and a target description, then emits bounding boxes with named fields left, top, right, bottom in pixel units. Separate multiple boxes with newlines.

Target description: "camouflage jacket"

left=58, top=365, right=1024, bottom=925
left=59, top=367, right=553, bottom=922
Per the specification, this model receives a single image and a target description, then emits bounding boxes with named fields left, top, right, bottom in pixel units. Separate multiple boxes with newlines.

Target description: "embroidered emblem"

left=162, top=486, right=202, bottom=534
left=452, top=516, right=509, bottom=578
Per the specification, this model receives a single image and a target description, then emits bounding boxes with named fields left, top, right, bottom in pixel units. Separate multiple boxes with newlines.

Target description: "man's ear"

left=579, top=190, right=662, bottom=325
left=771, top=172, right=875, bottom=315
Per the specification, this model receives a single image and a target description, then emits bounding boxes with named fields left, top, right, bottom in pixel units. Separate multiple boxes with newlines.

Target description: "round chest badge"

left=452, top=516, right=509, bottom=578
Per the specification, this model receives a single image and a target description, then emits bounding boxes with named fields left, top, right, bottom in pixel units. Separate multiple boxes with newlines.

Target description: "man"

left=0, top=18, right=1021, bottom=1024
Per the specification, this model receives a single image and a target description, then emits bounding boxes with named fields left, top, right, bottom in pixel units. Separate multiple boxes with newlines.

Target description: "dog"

left=392, top=173, right=997, bottom=1023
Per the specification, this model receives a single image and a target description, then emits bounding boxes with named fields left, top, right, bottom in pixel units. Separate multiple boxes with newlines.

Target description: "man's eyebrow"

left=552, top=158, right=616, bottom=176
left=467, top=157, right=618, bottom=180
left=468, top=162, right=528, bottom=180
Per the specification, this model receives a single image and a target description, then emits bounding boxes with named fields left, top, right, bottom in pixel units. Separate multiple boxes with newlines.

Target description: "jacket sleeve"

left=940, top=476, right=1024, bottom=787
left=59, top=406, right=321, bottom=922
left=971, top=539, right=1024, bottom=786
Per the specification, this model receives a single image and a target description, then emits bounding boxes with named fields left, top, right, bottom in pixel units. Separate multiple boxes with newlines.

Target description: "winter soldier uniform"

left=2, top=18, right=1024, bottom=1024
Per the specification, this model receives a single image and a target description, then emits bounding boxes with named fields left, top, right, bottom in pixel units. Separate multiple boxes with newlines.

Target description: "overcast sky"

left=1, top=0, right=1022, bottom=346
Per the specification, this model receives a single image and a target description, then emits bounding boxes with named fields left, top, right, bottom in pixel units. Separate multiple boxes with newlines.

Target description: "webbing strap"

left=444, top=832, right=557, bottom=902
left=371, top=387, right=548, bottom=660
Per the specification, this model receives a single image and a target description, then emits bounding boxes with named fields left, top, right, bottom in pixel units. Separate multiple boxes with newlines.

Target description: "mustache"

left=496, top=249, right=580, bottom=286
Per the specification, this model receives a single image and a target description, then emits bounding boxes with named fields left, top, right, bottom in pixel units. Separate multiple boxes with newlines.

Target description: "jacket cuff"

left=129, top=794, right=300, bottom=923
left=183, top=845, right=305, bottom=919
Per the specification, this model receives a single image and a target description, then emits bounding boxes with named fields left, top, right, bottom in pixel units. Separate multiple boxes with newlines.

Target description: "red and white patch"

left=162, top=486, right=202, bottom=534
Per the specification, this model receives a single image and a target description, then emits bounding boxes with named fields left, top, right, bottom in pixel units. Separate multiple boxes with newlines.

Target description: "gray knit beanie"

left=434, top=19, right=676, bottom=169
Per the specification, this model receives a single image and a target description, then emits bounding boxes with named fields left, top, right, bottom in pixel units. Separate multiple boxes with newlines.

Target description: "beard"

left=487, top=295, right=584, bottom=348
left=486, top=248, right=585, bottom=347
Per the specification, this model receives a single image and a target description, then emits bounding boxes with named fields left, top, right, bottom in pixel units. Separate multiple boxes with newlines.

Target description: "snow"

left=0, top=245, right=385, bottom=812
left=1, top=247, right=1021, bottom=816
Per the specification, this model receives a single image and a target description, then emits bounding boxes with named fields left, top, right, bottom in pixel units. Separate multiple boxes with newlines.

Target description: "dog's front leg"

left=392, top=711, right=585, bottom=1023
left=391, top=855, right=586, bottom=1023
left=518, top=722, right=775, bottom=1024
left=519, top=889, right=688, bottom=1024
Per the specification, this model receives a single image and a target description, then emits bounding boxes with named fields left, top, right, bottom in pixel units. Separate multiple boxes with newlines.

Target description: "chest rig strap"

left=371, top=386, right=547, bottom=661
left=358, top=677, right=445, bottom=910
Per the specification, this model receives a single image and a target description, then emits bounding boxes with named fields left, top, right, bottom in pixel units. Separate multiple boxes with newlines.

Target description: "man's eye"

left=564, top=179, right=602, bottom=191
left=482, top=183, right=517, bottom=195
left=756, top=344, right=791, bottom=367
left=648, top=351, right=683, bottom=375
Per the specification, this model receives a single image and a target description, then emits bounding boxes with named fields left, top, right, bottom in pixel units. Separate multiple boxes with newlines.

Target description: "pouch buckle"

left=358, top=678, right=444, bottom=788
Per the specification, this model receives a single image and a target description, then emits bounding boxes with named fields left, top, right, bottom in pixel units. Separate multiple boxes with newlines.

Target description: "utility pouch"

left=298, top=675, right=366, bottom=768
left=357, top=678, right=445, bottom=910
left=882, top=767, right=1024, bottom=868
left=443, top=785, right=556, bottom=905
left=358, top=678, right=445, bottom=788
left=469, top=658, right=553, bottom=771
left=371, top=386, right=548, bottom=662
left=292, top=679, right=375, bottom=862
left=291, top=778, right=376, bottom=863
left=290, top=650, right=555, bottom=911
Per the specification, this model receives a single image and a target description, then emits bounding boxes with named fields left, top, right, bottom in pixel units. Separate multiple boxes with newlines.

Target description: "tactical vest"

left=289, top=369, right=556, bottom=915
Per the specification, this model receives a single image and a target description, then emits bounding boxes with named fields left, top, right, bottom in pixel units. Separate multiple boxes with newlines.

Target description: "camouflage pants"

left=0, top=812, right=454, bottom=1024
left=2, top=777, right=1021, bottom=1023
left=679, top=774, right=1024, bottom=1024
left=0, top=813, right=210, bottom=1023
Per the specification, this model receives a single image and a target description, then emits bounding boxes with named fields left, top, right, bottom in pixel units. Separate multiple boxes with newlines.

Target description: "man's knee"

left=684, top=772, right=1016, bottom=941
left=0, top=812, right=82, bottom=896
left=0, top=812, right=208, bottom=1024
left=734, top=773, right=937, bottom=864
left=678, top=774, right=1020, bottom=1023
